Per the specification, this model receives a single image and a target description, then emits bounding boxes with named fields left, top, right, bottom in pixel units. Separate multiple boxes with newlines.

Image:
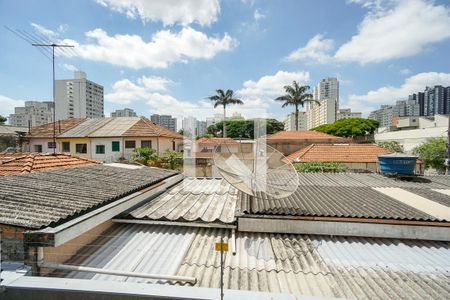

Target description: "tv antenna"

left=5, top=26, right=75, bottom=153
left=213, top=139, right=299, bottom=201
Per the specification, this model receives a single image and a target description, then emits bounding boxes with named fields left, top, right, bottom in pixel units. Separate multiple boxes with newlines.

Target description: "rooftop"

left=53, top=223, right=450, bottom=299
left=0, top=153, right=99, bottom=176
left=286, top=143, right=391, bottom=163
left=0, top=125, right=27, bottom=136
left=196, top=137, right=239, bottom=145
left=28, top=118, right=86, bottom=138
left=265, top=131, right=350, bottom=141
left=0, top=165, right=177, bottom=229
left=240, top=173, right=450, bottom=222
left=126, top=178, right=238, bottom=224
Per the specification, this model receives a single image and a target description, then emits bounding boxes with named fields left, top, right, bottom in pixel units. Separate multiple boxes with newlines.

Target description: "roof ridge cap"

left=299, top=144, right=316, bottom=158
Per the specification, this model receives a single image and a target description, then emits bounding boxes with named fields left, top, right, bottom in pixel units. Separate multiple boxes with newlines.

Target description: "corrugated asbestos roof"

left=28, top=118, right=86, bottom=138
left=57, top=224, right=450, bottom=299
left=127, top=178, right=238, bottom=224
left=58, top=118, right=113, bottom=138
left=88, top=117, right=140, bottom=137
left=0, top=125, right=27, bottom=136
left=0, top=165, right=177, bottom=229
left=239, top=173, right=450, bottom=221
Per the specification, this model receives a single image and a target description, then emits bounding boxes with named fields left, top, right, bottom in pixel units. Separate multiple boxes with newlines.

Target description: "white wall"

left=28, top=138, right=60, bottom=153
left=375, top=127, right=448, bottom=153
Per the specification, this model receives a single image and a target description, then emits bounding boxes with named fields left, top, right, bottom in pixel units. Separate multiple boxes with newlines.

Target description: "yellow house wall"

left=57, top=138, right=92, bottom=159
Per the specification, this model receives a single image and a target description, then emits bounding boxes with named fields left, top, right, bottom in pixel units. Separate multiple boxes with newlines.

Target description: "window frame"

left=112, top=141, right=120, bottom=152
left=62, top=141, right=70, bottom=152
left=34, top=144, right=43, bottom=153
left=96, top=145, right=105, bottom=154
left=75, top=143, right=87, bottom=154
left=141, top=140, right=152, bottom=149
left=125, top=140, right=136, bottom=149
left=48, top=141, right=57, bottom=149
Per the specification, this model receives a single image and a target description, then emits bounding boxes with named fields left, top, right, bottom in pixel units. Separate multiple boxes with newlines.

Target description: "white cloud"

left=399, top=68, right=411, bottom=75
left=95, top=0, right=220, bottom=26
left=254, top=9, right=265, bottom=21
left=0, top=95, right=25, bottom=119
left=61, top=64, right=78, bottom=71
left=31, top=23, right=57, bottom=39
left=61, top=27, right=236, bottom=69
left=347, top=72, right=450, bottom=115
left=288, top=0, right=450, bottom=64
left=335, top=0, right=450, bottom=64
left=31, top=22, right=69, bottom=39
left=238, top=70, right=310, bottom=98
left=285, top=34, right=334, bottom=63
left=137, top=76, right=173, bottom=92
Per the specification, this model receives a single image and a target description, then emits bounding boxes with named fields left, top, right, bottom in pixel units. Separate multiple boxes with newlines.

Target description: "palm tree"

left=207, top=89, right=243, bottom=137
left=275, top=81, right=319, bottom=131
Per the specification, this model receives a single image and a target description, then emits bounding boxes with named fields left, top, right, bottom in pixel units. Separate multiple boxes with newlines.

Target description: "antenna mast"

left=32, top=43, right=74, bottom=154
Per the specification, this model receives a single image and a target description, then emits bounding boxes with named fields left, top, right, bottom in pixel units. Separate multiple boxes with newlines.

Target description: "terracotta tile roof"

left=122, top=118, right=183, bottom=139
left=266, top=130, right=349, bottom=142
left=286, top=143, right=391, bottom=163
left=28, top=118, right=86, bottom=138
left=0, top=153, right=99, bottom=176
left=196, top=137, right=239, bottom=145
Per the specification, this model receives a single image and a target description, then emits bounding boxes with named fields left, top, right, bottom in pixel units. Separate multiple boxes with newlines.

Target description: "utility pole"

left=32, top=43, right=74, bottom=154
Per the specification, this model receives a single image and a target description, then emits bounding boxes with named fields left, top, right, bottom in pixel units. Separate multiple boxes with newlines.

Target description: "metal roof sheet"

left=88, top=117, right=140, bottom=137
left=58, top=118, right=113, bottom=138
left=0, top=165, right=177, bottom=229
left=127, top=178, right=238, bottom=224
left=55, top=224, right=450, bottom=299
left=240, top=173, right=450, bottom=221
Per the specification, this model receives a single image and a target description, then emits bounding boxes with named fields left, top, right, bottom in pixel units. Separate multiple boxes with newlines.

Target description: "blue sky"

left=1, top=0, right=450, bottom=124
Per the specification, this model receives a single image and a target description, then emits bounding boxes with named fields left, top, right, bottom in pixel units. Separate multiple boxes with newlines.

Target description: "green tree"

left=294, top=162, right=348, bottom=173
left=413, top=137, right=447, bottom=172
left=275, top=81, right=319, bottom=131
left=133, top=147, right=157, bottom=165
left=0, top=115, right=7, bottom=125
left=376, top=141, right=404, bottom=153
left=206, top=119, right=284, bottom=139
left=207, top=89, right=243, bottom=137
left=163, top=150, right=182, bottom=170
left=313, top=118, right=379, bottom=137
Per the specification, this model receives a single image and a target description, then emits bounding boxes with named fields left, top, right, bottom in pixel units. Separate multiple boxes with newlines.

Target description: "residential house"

left=28, top=117, right=183, bottom=162
left=3, top=173, right=450, bottom=299
left=27, top=118, right=86, bottom=153
left=264, top=130, right=350, bottom=155
left=285, top=143, right=424, bottom=173
left=0, top=153, right=98, bottom=176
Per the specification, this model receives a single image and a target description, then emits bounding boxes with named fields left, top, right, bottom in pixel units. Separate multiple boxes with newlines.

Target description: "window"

left=34, top=144, right=42, bottom=153
left=125, top=140, right=136, bottom=149
left=62, top=142, right=70, bottom=152
left=75, top=143, right=87, bottom=154
left=48, top=142, right=56, bottom=149
left=172, top=141, right=176, bottom=151
left=96, top=145, right=105, bottom=154
left=141, top=140, right=152, bottom=148
left=112, top=141, right=120, bottom=152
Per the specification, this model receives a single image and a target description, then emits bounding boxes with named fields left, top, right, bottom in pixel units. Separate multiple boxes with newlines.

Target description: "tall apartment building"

left=55, top=71, right=104, bottom=120
left=150, top=114, right=177, bottom=132
left=307, top=77, right=339, bottom=129
left=336, top=108, right=362, bottom=120
left=110, top=108, right=137, bottom=117
left=368, top=105, right=395, bottom=129
left=196, top=120, right=207, bottom=136
left=423, top=85, right=449, bottom=116
left=9, top=101, right=54, bottom=127
left=283, top=112, right=307, bottom=131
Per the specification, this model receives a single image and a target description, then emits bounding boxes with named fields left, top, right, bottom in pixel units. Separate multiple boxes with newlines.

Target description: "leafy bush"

left=312, top=118, right=379, bottom=137
left=133, top=147, right=157, bottom=165
left=376, top=141, right=404, bottom=153
left=162, top=150, right=183, bottom=170
left=412, top=137, right=447, bottom=172
left=294, top=161, right=348, bottom=173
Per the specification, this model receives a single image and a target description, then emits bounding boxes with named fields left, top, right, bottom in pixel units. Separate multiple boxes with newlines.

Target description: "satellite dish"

left=213, top=140, right=299, bottom=199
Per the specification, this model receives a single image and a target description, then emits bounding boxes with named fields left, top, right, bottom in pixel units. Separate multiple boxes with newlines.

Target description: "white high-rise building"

left=337, top=108, right=362, bottom=120
left=55, top=71, right=104, bottom=120
left=151, top=114, right=177, bottom=132
left=283, top=112, right=307, bottom=131
left=111, top=108, right=137, bottom=117
left=307, top=77, right=339, bottom=129
left=9, top=101, right=54, bottom=127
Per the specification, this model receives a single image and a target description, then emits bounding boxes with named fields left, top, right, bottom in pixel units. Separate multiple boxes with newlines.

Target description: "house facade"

left=28, top=117, right=183, bottom=162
